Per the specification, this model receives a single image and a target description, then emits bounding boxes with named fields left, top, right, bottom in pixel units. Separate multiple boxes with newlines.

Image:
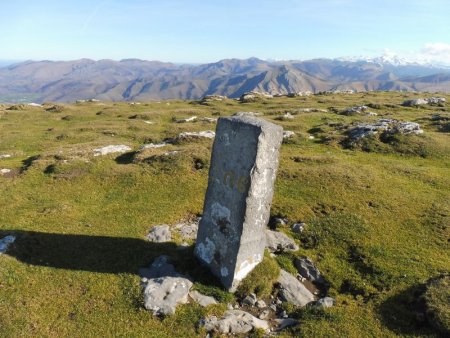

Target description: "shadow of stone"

left=377, top=283, right=437, bottom=336
left=115, top=151, right=138, bottom=165
left=1, top=230, right=182, bottom=275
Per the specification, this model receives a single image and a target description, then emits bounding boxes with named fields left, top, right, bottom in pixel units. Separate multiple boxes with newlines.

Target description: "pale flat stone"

left=277, top=270, right=315, bottom=307
left=147, top=225, right=171, bottom=243
left=202, top=310, right=269, bottom=334
left=189, top=290, right=217, bottom=307
left=93, top=145, right=131, bottom=156
left=266, top=230, right=299, bottom=253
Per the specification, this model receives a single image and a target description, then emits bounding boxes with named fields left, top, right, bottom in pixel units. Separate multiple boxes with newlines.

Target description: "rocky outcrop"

left=266, top=230, right=299, bottom=253
left=93, top=145, right=132, bottom=156
left=201, top=310, right=269, bottom=334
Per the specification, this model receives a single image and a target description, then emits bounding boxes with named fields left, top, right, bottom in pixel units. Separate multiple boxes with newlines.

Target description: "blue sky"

left=1, top=0, right=449, bottom=64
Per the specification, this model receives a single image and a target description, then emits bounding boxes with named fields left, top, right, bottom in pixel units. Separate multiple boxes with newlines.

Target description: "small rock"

left=174, top=116, right=197, bottom=123
left=0, top=168, right=12, bottom=175
left=189, top=290, right=217, bottom=307
left=402, top=98, right=428, bottom=106
left=259, top=309, right=270, bottom=319
left=341, top=105, right=369, bottom=115
left=176, top=131, right=215, bottom=140
left=173, top=220, right=199, bottom=240
left=270, top=304, right=277, bottom=311
left=291, top=222, right=306, bottom=233
left=366, top=112, right=378, bottom=116
left=277, top=270, right=315, bottom=307
left=227, top=303, right=234, bottom=310
left=256, top=299, right=267, bottom=308
left=239, top=91, right=273, bottom=103
left=199, top=117, right=218, bottom=123
left=294, top=257, right=326, bottom=286
left=143, top=276, right=193, bottom=315
left=0, top=235, right=16, bottom=254
left=138, top=255, right=180, bottom=279
left=279, top=310, right=288, bottom=318
left=146, top=225, right=171, bottom=243
left=393, top=121, right=423, bottom=135
left=315, top=297, right=335, bottom=308
left=266, top=230, right=299, bottom=253
left=93, top=145, right=131, bottom=156
left=0, top=154, right=12, bottom=159
left=202, top=310, right=269, bottom=334
left=282, top=131, right=295, bottom=139
left=232, top=111, right=263, bottom=117
left=275, top=318, right=299, bottom=331
left=140, top=142, right=168, bottom=150
left=276, top=113, right=294, bottom=121
left=242, top=293, right=258, bottom=306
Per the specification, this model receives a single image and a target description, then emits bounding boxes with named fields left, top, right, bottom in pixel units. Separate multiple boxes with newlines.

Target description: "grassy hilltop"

left=0, top=92, right=449, bottom=337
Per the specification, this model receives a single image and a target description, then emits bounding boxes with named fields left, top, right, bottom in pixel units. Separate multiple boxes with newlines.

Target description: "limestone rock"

left=200, top=117, right=218, bottom=123
left=174, top=116, right=197, bottom=123
left=143, top=276, right=193, bottom=315
left=200, top=95, right=228, bottom=104
left=202, top=310, right=269, bottom=334
left=139, top=255, right=180, bottom=279
left=173, top=220, right=199, bottom=240
left=291, top=222, right=306, bottom=233
left=242, top=293, right=257, bottom=306
left=402, top=98, right=428, bottom=106
left=294, top=257, right=326, bottom=286
left=427, top=97, right=446, bottom=105
left=176, top=131, right=215, bottom=141
left=195, top=116, right=283, bottom=291
left=274, top=318, right=299, bottom=331
left=315, top=297, right=335, bottom=308
left=276, top=113, right=294, bottom=121
left=393, top=121, right=423, bottom=135
left=189, top=290, right=217, bottom=307
left=0, top=168, right=12, bottom=175
left=0, top=154, right=12, bottom=159
left=266, top=230, right=299, bottom=253
left=93, top=145, right=131, bottom=156
left=146, top=225, right=171, bottom=243
left=140, top=142, right=168, bottom=150
left=283, top=131, right=296, bottom=139
left=0, top=235, right=16, bottom=254
left=341, top=105, right=370, bottom=115
left=233, top=111, right=263, bottom=117
left=239, top=91, right=273, bottom=103
left=277, top=270, right=315, bottom=307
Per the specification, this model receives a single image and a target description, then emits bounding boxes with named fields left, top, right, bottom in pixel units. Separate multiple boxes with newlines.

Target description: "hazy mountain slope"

left=0, top=58, right=449, bottom=102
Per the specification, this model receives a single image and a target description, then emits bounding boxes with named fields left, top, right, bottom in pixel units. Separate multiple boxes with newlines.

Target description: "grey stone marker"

left=194, top=116, right=283, bottom=291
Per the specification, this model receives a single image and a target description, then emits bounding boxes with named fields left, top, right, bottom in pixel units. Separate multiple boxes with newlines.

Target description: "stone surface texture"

left=202, top=310, right=269, bottom=334
left=0, top=235, right=16, bottom=254
left=277, top=269, right=315, bottom=307
left=266, top=230, right=299, bottom=253
left=93, top=144, right=131, bottom=156
left=146, top=225, right=171, bottom=243
left=195, top=116, right=283, bottom=291
left=189, top=290, right=217, bottom=307
left=294, top=257, right=326, bottom=285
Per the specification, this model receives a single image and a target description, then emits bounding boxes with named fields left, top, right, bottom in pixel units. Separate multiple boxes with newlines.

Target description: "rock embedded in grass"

left=266, top=230, right=299, bottom=253
left=201, top=309, right=269, bottom=334
left=93, top=144, right=132, bottom=156
left=294, top=257, right=326, bottom=286
left=1, top=168, right=12, bottom=175
left=283, top=131, right=296, bottom=139
left=277, top=269, right=315, bottom=307
left=146, top=225, right=171, bottom=243
left=188, top=290, right=217, bottom=307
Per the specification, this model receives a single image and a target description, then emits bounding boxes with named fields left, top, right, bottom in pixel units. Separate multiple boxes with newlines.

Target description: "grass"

left=0, top=92, right=449, bottom=337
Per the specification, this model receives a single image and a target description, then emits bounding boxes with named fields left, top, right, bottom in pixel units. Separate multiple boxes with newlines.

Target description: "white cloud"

left=420, top=43, right=450, bottom=64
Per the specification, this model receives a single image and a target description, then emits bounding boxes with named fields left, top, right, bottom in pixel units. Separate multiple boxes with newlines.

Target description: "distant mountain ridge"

left=1, top=57, right=450, bottom=102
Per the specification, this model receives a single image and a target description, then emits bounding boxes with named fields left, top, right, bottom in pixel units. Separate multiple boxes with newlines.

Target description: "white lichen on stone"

left=196, top=237, right=215, bottom=264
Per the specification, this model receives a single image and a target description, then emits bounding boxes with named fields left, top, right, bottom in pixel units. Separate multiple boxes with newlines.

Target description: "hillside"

left=1, top=58, right=450, bottom=103
left=0, top=91, right=449, bottom=337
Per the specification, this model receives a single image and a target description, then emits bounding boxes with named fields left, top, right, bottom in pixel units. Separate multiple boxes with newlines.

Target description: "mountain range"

left=1, top=57, right=450, bottom=103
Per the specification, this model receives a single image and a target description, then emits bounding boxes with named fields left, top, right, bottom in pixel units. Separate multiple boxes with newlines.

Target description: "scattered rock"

left=367, top=112, right=378, bottom=116
left=341, top=105, right=370, bottom=115
left=283, top=131, right=296, bottom=139
left=256, top=299, right=267, bottom=308
left=242, top=293, right=257, bottom=306
left=174, top=116, right=197, bottom=123
left=0, top=235, right=15, bottom=254
left=315, top=297, right=335, bottom=308
left=27, top=103, right=43, bottom=107
left=141, top=256, right=193, bottom=316
left=143, top=276, right=193, bottom=315
left=393, top=121, right=424, bottom=135
left=93, top=145, right=132, bottom=156
left=298, top=108, right=327, bottom=113
left=0, top=154, right=12, bottom=159
left=202, top=310, right=269, bottom=334
left=259, top=309, right=270, bottom=319
left=199, top=117, right=218, bottom=123
left=294, top=257, right=326, bottom=286
left=402, top=98, right=445, bottom=106
left=45, top=105, right=65, bottom=112
left=291, top=222, right=306, bottom=233
left=266, top=230, right=299, bottom=253
left=233, top=112, right=263, bottom=117
left=176, top=131, right=215, bottom=141
left=189, top=290, right=217, bottom=307
left=173, top=220, right=199, bottom=240
left=277, top=270, right=315, bottom=307
left=147, top=225, right=171, bottom=243
left=200, top=95, right=228, bottom=104
left=140, top=142, right=169, bottom=150
left=0, top=169, right=11, bottom=175
left=276, top=113, right=294, bottom=121
left=239, top=91, right=273, bottom=103
left=274, top=318, right=299, bottom=331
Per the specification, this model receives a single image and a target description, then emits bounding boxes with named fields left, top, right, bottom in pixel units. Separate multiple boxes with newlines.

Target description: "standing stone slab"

left=195, top=116, right=283, bottom=291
